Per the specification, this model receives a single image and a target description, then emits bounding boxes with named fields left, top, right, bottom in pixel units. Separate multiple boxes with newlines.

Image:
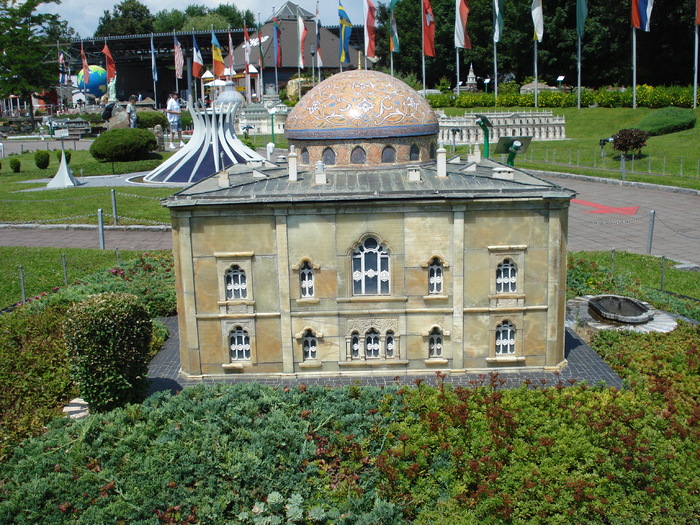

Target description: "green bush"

left=136, top=110, right=168, bottom=130
left=63, top=292, right=152, bottom=412
left=637, top=107, right=697, bottom=136
left=89, top=128, right=157, bottom=162
left=9, top=157, right=20, bottom=173
left=54, top=149, right=71, bottom=164
left=180, top=110, right=192, bottom=128
left=33, top=150, right=49, bottom=169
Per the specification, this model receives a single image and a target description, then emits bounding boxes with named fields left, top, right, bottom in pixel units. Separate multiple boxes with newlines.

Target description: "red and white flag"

left=192, top=35, right=204, bottom=78
left=173, top=36, right=184, bottom=79
left=364, top=0, right=377, bottom=59
left=315, top=5, right=323, bottom=67
left=454, top=0, right=471, bottom=49
left=423, top=0, right=435, bottom=57
left=80, top=41, right=90, bottom=83
left=298, top=15, right=307, bottom=68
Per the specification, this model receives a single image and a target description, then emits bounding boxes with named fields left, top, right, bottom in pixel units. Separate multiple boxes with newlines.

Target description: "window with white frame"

left=385, top=331, right=395, bottom=358
left=225, top=265, right=247, bottom=300
left=428, top=258, right=444, bottom=295
left=352, top=237, right=390, bottom=295
left=299, top=261, right=314, bottom=298
left=302, top=329, right=317, bottom=360
left=365, top=328, right=381, bottom=358
left=495, top=321, right=516, bottom=356
left=428, top=327, right=443, bottom=358
left=496, top=258, right=517, bottom=293
left=351, top=331, right=361, bottom=358
left=229, top=326, right=251, bottom=360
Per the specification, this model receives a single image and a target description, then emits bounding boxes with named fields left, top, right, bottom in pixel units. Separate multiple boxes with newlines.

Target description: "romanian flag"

left=211, top=31, right=225, bottom=76
left=102, top=42, right=116, bottom=81
left=192, top=35, right=204, bottom=78
left=423, top=0, right=435, bottom=57
left=389, top=0, right=400, bottom=53
left=454, top=0, right=471, bottom=49
left=631, top=0, right=653, bottom=32
left=364, top=0, right=377, bottom=59
left=339, top=1, right=352, bottom=64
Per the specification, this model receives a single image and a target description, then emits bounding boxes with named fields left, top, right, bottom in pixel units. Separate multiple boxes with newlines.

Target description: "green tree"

left=0, top=0, right=63, bottom=130
left=153, top=8, right=187, bottom=33
left=211, top=3, right=255, bottom=28
left=183, top=13, right=229, bottom=32
left=94, top=0, right=154, bottom=37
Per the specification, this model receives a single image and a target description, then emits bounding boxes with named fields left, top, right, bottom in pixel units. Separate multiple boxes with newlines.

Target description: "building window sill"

left=222, top=361, right=252, bottom=370
left=339, top=360, right=409, bottom=367
left=423, top=295, right=449, bottom=301
left=424, top=358, right=448, bottom=365
left=486, top=356, right=525, bottom=364
left=299, top=361, right=322, bottom=369
left=338, top=296, right=408, bottom=303
left=296, top=298, right=320, bottom=305
left=219, top=300, right=256, bottom=307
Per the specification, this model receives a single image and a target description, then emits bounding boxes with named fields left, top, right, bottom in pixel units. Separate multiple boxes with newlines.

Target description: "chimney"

left=407, top=165, right=421, bottom=182
left=314, top=160, right=327, bottom=184
left=437, top=143, right=447, bottom=178
left=218, top=169, right=229, bottom=188
left=288, top=145, right=298, bottom=181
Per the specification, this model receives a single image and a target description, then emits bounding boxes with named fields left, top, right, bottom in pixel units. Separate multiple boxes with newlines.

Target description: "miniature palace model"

left=163, top=70, right=575, bottom=379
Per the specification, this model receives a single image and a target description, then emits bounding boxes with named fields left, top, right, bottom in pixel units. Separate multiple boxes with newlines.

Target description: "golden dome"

left=284, top=70, right=439, bottom=140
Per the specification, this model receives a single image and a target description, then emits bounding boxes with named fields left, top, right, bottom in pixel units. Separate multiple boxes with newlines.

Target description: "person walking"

left=126, top=96, right=138, bottom=128
left=166, top=92, right=184, bottom=149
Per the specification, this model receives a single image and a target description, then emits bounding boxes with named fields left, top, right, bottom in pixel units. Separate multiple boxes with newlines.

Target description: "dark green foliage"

left=33, top=150, right=49, bottom=169
left=637, top=107, right=697, bottom=136
left=9, top=158, right=20, bottom=172
left=89, top=128, right=157, bottom=162
left=180, top=110, right=192, bottom=128
left=54, top=149, right=71, bottom=164
left=94, top=0, right=154, bottom=37
left=612, top=128, right=650, bottom=157
left=63, top=292, right=152, bottom=413
left=136, top=110, right=167, bottom=129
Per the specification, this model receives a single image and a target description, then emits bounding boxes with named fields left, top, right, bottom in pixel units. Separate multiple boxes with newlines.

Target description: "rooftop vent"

left=314, top=161, right=327, bottom=184
left=407, top=165, right=421, bottom=182
left=492, top=166, right=514, bottom=180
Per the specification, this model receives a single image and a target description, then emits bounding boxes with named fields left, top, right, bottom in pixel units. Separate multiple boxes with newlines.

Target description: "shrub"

left=54, top=149, right=72, bottom=164
left=33, top=150, right=50, bottom=169
left=180, top=110, right=192, bottom=128
left=63, top=292, right=152, bottom=412
left=637, top=107, right=696, bottom=136
left=89, top=128, right=157, bottom=162
left=612, top=128, right=650, bottom=157
left=9, top=157, right=20, bottom=172
left=136, top=110, right=168, bottom=130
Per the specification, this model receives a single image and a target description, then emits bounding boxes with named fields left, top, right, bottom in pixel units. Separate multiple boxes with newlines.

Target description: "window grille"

left=495, top=321, right=516, bottom=355
left=230, top=327, right=251, bottom=360
left=225, top=265, right=247, bottom=299
left=352, top=237, right=390, bottom=295
left=496, top=258, right=517, bottom=293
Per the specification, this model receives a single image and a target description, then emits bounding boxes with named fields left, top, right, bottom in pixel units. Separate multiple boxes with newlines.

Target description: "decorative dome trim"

left=287, top=123, right=439, bottom=140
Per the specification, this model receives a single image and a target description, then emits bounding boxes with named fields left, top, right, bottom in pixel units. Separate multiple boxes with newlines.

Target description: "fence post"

left=545, top=145, right=549, bottom=162
left=98, top=209, right=105, bottom=250
left=661, top=256, right=666, bottom=292
left=662, top=156, right=666, bottom=175
left=111, top=189, right=118, bottom=226
left=116, top=248, right=121, bottom=266
left=646, top=210, right=656, bottom=254
left=621, top=156, right=627, bottom=181
left=631, top=154, right=635, bottom=173
left=593, top=151, right=597, bottom=168
left=611, top=248, right=616, bottom=275
left=648, top=155, right=652, bottom=174
left=680, top=157, right=684, bottom=177
left=19, top=265, right=26, bottom=304
left=62, top=253, right=68, bottom=286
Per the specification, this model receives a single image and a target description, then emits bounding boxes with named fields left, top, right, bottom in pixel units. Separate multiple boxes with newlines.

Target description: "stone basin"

left=588, top=295, right=654, bottom=324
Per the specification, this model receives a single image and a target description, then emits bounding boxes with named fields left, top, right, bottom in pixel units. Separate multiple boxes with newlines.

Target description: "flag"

left=423, top=0, right=435, bottom=57
left=493, top=0, right=504, bottom=43
left=454, top=0, right=471, bottom=49
left=531, top=0, right=544, bottom=42
left=631, top=0, right=653, bottom=32
left=80, top=41, right=90, bottom=84
left=364, top=0, right=377, bottom=59
left=243, top=25, right=251, bottom=74
left=229, top=29, right=235, bottom=74
left=272, top=17, right=282, bottom=67
left=58, top=50, right=67, bottom=84
left=339, top=1, right=352, bottom=64
left=212, top=31, right=225, bottom=76
left=192, top=35, right=204, bottom=78
left=257, top=24, right=265, bottom=70
left=174, top=36, right=184, bottom=79
left=150, top=35, right=158, bottom=82
left=390, top=0, right=400, bottom=53
left=101, top=43, right=116, bottom=81
left=697, top=0, right=700, bottom=25
left=315, top=5, right=323, bottom=67
left=298, top=15, right=307, bottom=68
left=576, top=0, right=588, bottom=38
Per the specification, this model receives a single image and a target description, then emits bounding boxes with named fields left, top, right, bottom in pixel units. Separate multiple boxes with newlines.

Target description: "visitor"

left=166, top=92, right=184, bottom=149
left=126, top=95, right=138, bottom=128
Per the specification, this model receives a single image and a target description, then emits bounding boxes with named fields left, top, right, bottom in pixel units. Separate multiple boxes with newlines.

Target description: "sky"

left=38, top=0, right=366, bottom=40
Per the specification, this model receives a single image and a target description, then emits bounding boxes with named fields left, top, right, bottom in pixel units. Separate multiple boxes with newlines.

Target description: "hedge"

left=89, top=128, right=157, bottom=162
left=637, top=107, right=697, bottom=136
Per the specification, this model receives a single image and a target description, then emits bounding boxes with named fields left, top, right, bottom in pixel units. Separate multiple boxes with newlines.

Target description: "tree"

left=0, top=0, right=63, bottom=129
left=612, top=128, right=650, bottom=158
left=183, top=13, right=229, bottom=32
left=153, top=9, right=187, bottom=33
left=94, top=0, right=154, bottom=37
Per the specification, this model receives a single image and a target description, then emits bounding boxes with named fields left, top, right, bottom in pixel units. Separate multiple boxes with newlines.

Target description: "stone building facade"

left=164, top=70, right=575, bottom=379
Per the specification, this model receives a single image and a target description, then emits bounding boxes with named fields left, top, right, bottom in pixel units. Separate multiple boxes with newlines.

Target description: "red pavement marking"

left=571, top=198, right=639, bottom=215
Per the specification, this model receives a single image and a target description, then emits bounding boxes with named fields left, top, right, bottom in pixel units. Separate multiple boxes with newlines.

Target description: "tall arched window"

left=352, top=237, right=390, bottom=295
left=428, top=327, right=443, bottom=358
left=381, top=145, right=396, bottom=163
left=496, top=258, right=517, bottom=293
left=322, top=147, right=336, bottom=165
left=351, top=146, right=367, bottom=164
left=225, top=265, right=247, bottom=300
left=495, top=321, right=515, bottom=355
left=409, top=144, right=420, bottom=161
left=302, top=329, right=317, bottom=360
left=300, top=261, right=314, bottom=298
left=365, top=328, right=380, bottom=358
left=385, top=331, right=395, bottom=358
left=230, top=326, right=251, bottom=360
left=300, top=147, right=310, bottom=164
left=428, top=258, right=444, bottom=295
left=351, top=331, right=361, bottom=358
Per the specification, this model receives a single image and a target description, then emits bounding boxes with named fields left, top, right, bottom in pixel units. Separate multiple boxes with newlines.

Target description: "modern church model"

left=163, top=70, right=575, bottom=379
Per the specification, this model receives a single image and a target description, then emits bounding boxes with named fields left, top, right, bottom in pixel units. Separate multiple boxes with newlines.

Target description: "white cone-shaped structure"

left=47, top=150, right=78, bottom=189
left=144, top=82, right=264, bottom=184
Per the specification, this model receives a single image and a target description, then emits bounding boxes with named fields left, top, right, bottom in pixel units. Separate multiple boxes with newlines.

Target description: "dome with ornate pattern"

left=285, top=70, right=439, bottom=141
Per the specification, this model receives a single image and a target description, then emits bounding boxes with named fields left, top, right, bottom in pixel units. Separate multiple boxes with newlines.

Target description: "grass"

left=0, top=246, right=143, bottom=308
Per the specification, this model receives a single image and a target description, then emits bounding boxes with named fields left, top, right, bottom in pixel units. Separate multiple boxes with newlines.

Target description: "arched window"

left=230, top=326, right=251, bottom=360
left=225, top=265, right=247, bottom=300
left=302, top=329, right=317, bottom=360
left=429, top=142, right=436, bottom=160
left=385, top=330, right=395, bottom=358
left=352, top=237, right=390, bottom=295
left=322, top=147, right=336, bottom=165
left=300, top=147, right=310, bottom=164
left=428, top=327, right=443, bottom=358
left=381, top=145, right=396, bottom=163
left=351, top=331, right=361, bottom=358
left=496, top=258, right=517, bottom=293
left=351, top=146, right=367, bottom=164
left=428, top=257, right=443, bottom=295
left=365, top=328, right=380, bottom=358
left=495, top=321, right=515, bottom=355
left=409, top=144, right=420, bottom=161
left=300, top=261, right=314, bottom=298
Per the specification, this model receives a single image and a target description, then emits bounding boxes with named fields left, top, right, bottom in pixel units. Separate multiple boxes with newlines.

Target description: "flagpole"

left=534, top=40, right=538, bottom=108
left=390, top=53, right=394, bottom=77
left=421, top=1, right=426, bottom=93
left=632, top=27, right=637, bottom=109
left=493, top=42, right=498, bottom=100
left=577, top=35, right=582, bottom=109
left=456, top=48, right=460, bottom=96
left=174, top=32, right=179, bottom=94
left=694, top=22, right=698, bottom=110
